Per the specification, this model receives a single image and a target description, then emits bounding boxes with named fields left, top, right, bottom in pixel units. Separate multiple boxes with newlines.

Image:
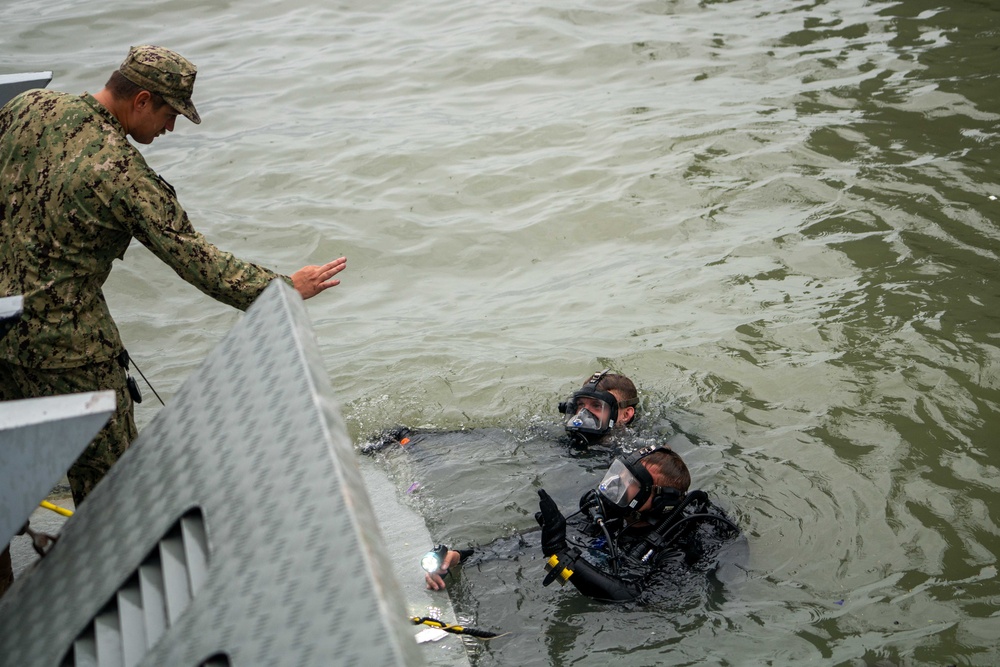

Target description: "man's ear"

left=620, top=405, right=635, bottom=425
left=132, top=89, right=153, bottom=110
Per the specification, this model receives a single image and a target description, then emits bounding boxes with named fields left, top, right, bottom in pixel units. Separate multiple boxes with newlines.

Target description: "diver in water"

left=558, top=369, right=640, bottom=449
left=361, top=368, right=641, bottom=456
left=422, top=445, right=740, bottom=602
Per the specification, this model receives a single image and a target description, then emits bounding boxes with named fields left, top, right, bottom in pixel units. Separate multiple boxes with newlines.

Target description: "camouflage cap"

left=119, top=45, right=201, bottom=124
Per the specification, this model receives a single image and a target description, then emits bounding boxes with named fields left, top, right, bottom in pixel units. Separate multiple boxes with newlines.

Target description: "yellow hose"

left=39, top=500, right=73, bottom=517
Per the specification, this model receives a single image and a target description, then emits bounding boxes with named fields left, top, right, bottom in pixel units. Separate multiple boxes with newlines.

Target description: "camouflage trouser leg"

left=0, top=358, right=138, bottom=507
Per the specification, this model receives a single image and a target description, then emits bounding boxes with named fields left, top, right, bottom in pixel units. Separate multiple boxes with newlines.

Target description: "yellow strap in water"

left=40, top=500, right=73, bottom=517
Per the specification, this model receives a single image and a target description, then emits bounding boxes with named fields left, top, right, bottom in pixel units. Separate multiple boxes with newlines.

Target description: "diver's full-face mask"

left=598, top=456, right=652, bottom=513
left=596, top=447, right=683, bottom=518
left=558, top=370, right=620, bottom=446
left=559, top=390, right=618, bottom=441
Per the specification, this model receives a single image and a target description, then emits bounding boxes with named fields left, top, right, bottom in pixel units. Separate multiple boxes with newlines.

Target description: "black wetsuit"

left=454, top=489, right=741, bottom=603
left=547, top=489, right=740, bottom=602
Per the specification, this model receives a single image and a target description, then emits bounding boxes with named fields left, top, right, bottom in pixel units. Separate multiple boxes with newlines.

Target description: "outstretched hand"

left=535, top=489, right=567, bottom=556
left=424, top=549, right=463, bottom=591
left=292, top=256, right=347, bottom=299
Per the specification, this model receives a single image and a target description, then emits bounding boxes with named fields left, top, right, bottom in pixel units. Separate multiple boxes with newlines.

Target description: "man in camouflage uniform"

left=0, top=46, right=348, bottom=592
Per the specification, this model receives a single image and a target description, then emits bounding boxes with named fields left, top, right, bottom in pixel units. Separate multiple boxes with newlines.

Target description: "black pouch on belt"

left=116, top=349, right=143, bottom=404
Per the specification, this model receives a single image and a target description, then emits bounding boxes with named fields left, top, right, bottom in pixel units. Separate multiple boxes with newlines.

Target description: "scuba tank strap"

left=628, top=489, right=709, bottom=562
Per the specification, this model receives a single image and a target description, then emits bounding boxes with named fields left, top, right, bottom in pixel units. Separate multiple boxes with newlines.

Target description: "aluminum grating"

left=0, top=281, right=423, bottom=666
left=60, top=509, right=208, bottom=667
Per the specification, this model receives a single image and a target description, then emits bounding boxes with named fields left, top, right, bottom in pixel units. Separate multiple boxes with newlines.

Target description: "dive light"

left=420, top=544, right=448, bottom=573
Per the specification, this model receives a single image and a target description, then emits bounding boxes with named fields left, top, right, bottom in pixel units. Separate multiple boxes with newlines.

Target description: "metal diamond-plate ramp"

left=0, top=281, right=423, bottom=666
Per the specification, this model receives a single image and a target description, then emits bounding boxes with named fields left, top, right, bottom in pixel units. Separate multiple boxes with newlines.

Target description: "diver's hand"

left=579, top=489, right=601, bottom=512
left=536, top=489, right=567, bottom=556
left=424, top=549, right=463, bottom=591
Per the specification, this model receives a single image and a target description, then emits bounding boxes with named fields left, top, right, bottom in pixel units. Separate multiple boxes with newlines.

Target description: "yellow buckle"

left=544, top=554, right=574, bottom=585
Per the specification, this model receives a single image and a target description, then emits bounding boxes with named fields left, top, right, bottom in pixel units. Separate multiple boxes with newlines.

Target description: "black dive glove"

left=535, top=489, right=567, bottom=556
left=579, top=489, right=601, bottom=513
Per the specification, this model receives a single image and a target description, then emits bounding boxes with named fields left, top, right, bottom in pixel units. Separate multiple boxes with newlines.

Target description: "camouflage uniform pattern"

left=1, top=83, right=291, bottom=514
left=118, top=45, right=202, bottom=124
left=0, top=89, right=288, bottom=369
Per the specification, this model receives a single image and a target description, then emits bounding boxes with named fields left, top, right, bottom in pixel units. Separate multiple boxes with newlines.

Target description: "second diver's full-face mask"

left=596, top=447, right=683, bottom=518
left=558, top=370, right=620, bottom=446
left=598, top=454, right=652, bottom=513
